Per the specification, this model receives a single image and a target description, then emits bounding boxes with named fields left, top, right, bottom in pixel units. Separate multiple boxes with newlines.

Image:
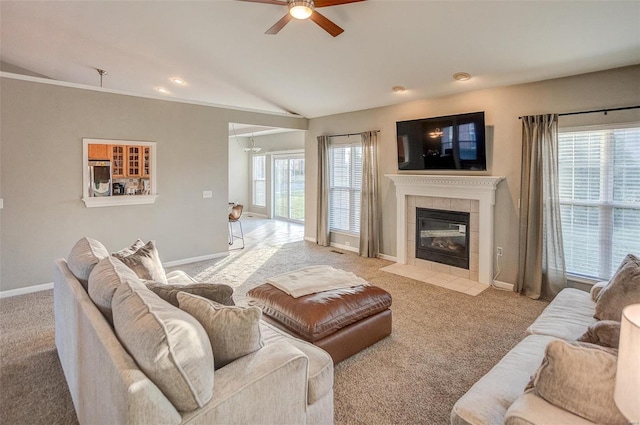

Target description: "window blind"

left=252, top=155, right=266, bottom=207
left=329, top=143, right=362, bottom=235
left=558, top=125, right=640, bottom=279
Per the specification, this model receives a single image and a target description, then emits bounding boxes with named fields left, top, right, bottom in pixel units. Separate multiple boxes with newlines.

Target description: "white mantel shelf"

left=386, top=174, right=505, bottom=285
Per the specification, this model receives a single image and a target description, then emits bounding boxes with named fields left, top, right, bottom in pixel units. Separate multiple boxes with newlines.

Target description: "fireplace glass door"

left=416, top=208, right=470, bottom=269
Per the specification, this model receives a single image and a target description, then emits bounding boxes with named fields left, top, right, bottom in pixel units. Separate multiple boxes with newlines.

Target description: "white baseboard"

left=0, top=282, right=53, bottom=299
left=492, top=280, right=514, bottom=291
left=304, top=236, right=317, bottom=243
left=245, top=211, right=268, bottom=218
left=163, top=252, right=228, bottom=268
left=378, top=253, right=397, bottom=262
left=330, top=242, right=359, bottom=254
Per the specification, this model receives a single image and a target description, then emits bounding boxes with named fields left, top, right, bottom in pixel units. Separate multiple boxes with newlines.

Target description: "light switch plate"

left=202, top=191, right=213, bottom=199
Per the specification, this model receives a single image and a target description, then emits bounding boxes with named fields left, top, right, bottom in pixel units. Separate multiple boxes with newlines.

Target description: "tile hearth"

left=380, top=263, right=487, bottom=296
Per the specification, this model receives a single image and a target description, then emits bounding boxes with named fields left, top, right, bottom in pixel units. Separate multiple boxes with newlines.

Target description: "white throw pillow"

left=177, top=292, right=264, bottom=369
left=112, top=279, right=214, bottom=412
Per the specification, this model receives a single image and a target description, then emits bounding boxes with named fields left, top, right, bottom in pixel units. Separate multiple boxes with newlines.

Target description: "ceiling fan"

left=238, top=0, right=365, bottom=37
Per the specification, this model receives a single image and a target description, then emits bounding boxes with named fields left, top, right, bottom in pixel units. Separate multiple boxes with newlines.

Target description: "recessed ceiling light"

left=171, top=78, right=185, bottom=85
left=453, top=72, right=471, bottom=81
left=392, top=85, right=406, bottom=93
left=156, top=87, right=169, bottom=94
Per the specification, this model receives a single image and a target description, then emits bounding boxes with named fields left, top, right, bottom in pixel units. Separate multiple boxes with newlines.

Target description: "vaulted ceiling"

left=1, top=1, right=639, bottom=118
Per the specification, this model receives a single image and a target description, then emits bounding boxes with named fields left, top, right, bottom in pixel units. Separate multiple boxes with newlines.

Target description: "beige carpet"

left=0, top=240, right=548, bottom=425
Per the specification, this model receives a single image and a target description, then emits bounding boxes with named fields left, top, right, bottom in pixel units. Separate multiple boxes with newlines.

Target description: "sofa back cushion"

left=146, top=282, right=235, bottom=307
left=67, top=237, right=109, bottom=290
left=595, top=254, right=640, bottom=321
left=112, top=279, right=214, bottom=412
left=177, top=292, right=263, bottom=369
left=88, top=256, right=140, bottom=324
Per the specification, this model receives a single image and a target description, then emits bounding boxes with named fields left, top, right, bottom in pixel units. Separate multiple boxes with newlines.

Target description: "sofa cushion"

left=594, top=254, right=640, bottom=321
left=112, top=278, right=214, bottom=412
left=450, top=334, right=557, bottom=425
left=526, top=288, right=596, bottom=340
left=505, top=391, right=602, bottom=425
left=528, top=340, right=626, bottom=425
left=147, top=282, right=235, bottom=307
left=260, top=321, right=334, bottom=405
left=67, top=237, right=109, bottom=290
left=88, top=256, right=140, bottom=324
left=177, top=292, right=263, bottom=370
left=577, top=320, right=621, bottom=348
left=112, top=240, right=168, bottom=283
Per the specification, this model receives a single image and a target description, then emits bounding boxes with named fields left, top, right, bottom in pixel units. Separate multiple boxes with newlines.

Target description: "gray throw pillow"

left=177, top=292, right=264, bottom=370
left=112, top=240, right=168, bottom=283
left=88, top=256, right=141, bottom=324
left=594, top=254, right=640, bottom=321
left=112, top=239, right=145, bottom=257
left=528, top=340, right=626, bottom=425
left=112, top=278, right=214, bottom=412
left=146, top=282, right=235, bottom=307
left=67, top=237, right=109, bottom=290
left=577, top=320, right=621, bottom=348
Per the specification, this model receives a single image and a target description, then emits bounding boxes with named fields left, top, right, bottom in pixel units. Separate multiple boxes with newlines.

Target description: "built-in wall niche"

left=82, top=138, right=158, bottom=208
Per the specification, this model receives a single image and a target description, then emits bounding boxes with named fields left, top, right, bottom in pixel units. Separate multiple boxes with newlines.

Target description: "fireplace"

left=416, top=208, right=470, bottom=269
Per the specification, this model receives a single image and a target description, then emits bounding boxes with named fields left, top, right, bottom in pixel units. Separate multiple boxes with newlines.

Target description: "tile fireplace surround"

left=386, top=174, right=504, bottom=286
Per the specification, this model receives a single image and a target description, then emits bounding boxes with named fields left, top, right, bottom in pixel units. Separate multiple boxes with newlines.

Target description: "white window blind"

left=329, top=142, right=362, bottom=235
left=558, top=125, right=640, bottom=280
left=252, top=155, right=266, bottom=207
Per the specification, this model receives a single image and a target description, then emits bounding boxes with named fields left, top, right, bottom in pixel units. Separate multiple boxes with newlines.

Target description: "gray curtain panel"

left=517, top=114, right=567, bottom=300
left=316, top=135, right=330, bottom=246
left=359, top=131, right=379, bottom=258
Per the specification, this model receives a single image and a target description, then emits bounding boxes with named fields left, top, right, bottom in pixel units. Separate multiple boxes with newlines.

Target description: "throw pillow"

left=67, top=237, right=109, bottom=290
left=528, top=340, right=626, bottom=425
left=594, top=254, right=640, bottom=321
left=88, top=256, right=140, bottom=324
left=112, top=240, right=168, bottom=283
left=577, top=320, right=621, bottom=348
left=146, top=282, right=235, bottom=307
left=177, top=292, right=264, bottom=369
left=112, top=238, right=145, bottom=257
left=112, top=278, right=214, bottom=412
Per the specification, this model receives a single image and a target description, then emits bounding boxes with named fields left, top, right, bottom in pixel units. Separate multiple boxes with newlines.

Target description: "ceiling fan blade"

left=309, top=10, right=344, bottom=37
left=314, top=0, right=365, bottom=8
left=237, top=0, right=288, bottom=5
left=265, top=13, right=294, bottom=34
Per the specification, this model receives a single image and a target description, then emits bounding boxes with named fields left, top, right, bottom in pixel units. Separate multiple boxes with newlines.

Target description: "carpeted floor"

left=0, top=240, right=548, bottom=425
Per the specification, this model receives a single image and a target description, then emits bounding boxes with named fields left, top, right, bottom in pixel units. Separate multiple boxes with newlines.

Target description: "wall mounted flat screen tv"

left=396, top=111, right=486, bottom=171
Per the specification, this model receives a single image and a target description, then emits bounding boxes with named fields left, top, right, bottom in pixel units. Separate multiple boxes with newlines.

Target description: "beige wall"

left=0, top=76, right=306, bottom=291
left=304, top=65, right=640, bottom=285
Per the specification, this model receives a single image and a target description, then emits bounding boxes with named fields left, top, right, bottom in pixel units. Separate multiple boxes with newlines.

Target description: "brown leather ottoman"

left=247, top=283, right=392, bottom=364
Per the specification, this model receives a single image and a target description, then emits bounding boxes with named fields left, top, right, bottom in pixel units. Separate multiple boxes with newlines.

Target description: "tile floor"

left=380, top=262, right=489, bottom=296
left=228, top=214, right=304, bottom=250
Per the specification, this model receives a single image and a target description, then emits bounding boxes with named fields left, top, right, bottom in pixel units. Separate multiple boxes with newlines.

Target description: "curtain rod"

left=328, top=130, right=380, bottom=138
left=519, top=105, right=640, bottom=119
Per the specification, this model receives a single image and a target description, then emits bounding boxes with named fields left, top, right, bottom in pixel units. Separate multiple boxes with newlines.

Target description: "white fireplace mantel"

left=386, top=174, right=504, bottom=285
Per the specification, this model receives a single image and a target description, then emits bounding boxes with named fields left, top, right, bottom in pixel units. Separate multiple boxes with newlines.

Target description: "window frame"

left=252, top=154, right=267, bottom=208
left=558, top=122, right=640, bottom=280
left=328, top=140, right=362, bottom=236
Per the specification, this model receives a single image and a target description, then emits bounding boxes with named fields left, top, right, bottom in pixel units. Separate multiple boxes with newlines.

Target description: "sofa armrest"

left=182, top=341, right=310, bottom=425
left=504, top=391, right=598, bottom=425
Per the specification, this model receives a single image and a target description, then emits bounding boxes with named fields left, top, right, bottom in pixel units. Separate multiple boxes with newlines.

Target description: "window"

left=558, top=125, right=640, bottom=280
left=329, top=142, right=362, bottom=234
left=252, top=155, right=266, bottom=207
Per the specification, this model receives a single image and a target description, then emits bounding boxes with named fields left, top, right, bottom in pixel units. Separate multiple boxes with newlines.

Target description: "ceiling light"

left=392, top=85, right=406, bottom=93
left=171, top=78, right=185, bottom=85
left=453, top=72, right=471, bottom=81
left=156, top=87, right=168, bottom=94
left=289, top=0, right=314, bottom=19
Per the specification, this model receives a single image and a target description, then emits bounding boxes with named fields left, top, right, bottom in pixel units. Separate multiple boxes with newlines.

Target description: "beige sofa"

left=450, top=284, right=615, bottom=425
left=54, top=249, right=334, bottom=425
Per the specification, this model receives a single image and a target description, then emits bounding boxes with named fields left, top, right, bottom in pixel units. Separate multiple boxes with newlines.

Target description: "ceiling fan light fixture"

left=289, top=0, right=314, bottom=19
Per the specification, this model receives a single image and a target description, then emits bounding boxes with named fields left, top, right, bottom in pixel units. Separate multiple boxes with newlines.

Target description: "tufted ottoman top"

left=247, top=283, right=392, bottom=342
